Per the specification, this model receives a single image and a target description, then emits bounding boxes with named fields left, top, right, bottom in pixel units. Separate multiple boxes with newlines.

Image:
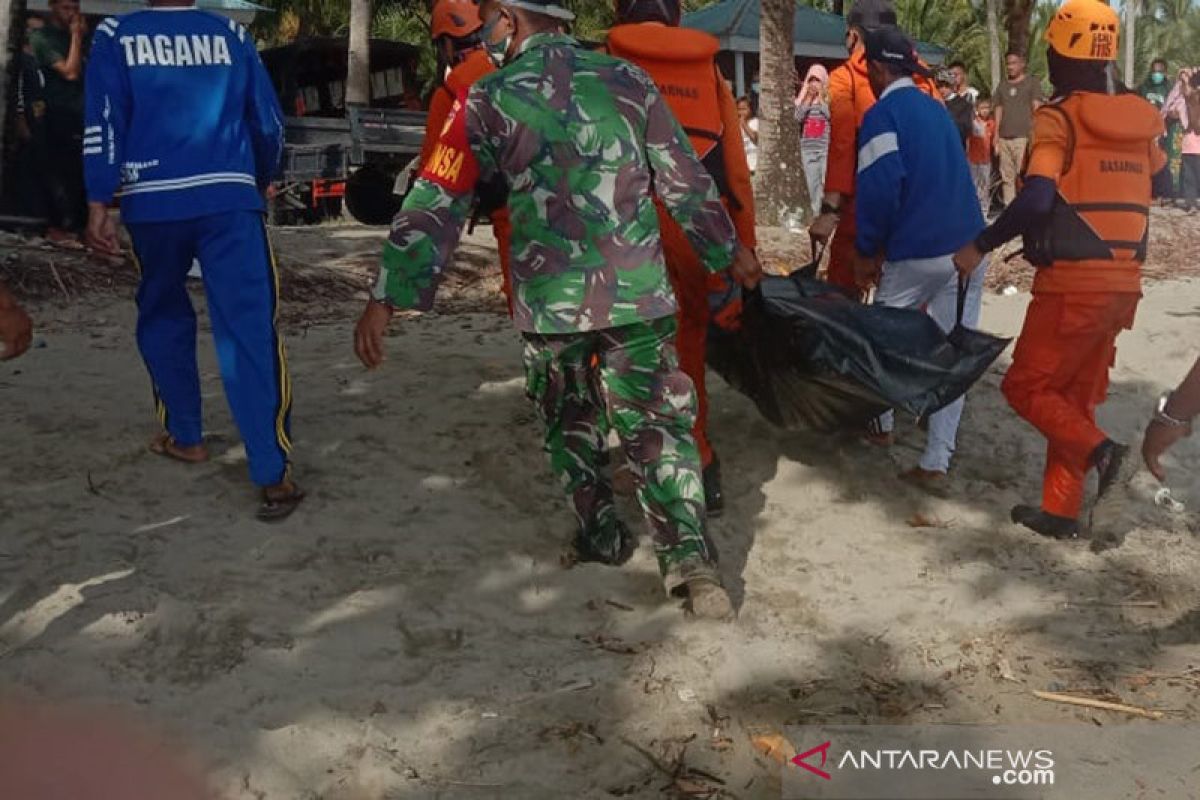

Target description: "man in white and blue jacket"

left=83, top=0, right=304, bottom=521
left=851, top=26, right=988, bottom=485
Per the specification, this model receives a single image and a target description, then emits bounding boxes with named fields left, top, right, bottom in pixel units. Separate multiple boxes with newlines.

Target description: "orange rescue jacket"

left=606, top=22, right=756, bottom=247
left=418, top=47, right=514, bottom=309
left=826, top=50, right=941, bottom=199
left=1022, top=92, right=1165, bottom=294
left=419, top=48, right=497, bottom=170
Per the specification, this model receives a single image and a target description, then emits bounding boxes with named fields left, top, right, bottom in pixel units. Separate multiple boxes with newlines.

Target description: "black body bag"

left=706, top=267, right=1012, bottom=432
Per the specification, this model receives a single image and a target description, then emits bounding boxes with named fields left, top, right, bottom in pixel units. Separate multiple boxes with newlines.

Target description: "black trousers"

left=44, top=107, right=85, bottom=231
left=1180, top=154, right=1200, bottom=210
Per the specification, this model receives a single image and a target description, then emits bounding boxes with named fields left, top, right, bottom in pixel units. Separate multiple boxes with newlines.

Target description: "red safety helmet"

left=431, top=0, right=483, bottom=40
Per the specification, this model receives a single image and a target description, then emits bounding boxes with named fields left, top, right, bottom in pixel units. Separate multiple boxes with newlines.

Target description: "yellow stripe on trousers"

left=263, top=222, right=293, bottom=454
left=132, top=249, right=170, bottom=431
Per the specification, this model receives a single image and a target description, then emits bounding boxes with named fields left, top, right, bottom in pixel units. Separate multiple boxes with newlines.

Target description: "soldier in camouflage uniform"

left=354, top=0, right=760, bottom=619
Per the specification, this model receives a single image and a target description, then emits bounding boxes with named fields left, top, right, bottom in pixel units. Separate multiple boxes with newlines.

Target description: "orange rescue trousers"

left=493, top=211, right=514, bottom=314
left=825, top=199, right=861, bottom=297
left=659, top=215, right=716, bottom=468
left=1000, top=292, right=1139, bottom=519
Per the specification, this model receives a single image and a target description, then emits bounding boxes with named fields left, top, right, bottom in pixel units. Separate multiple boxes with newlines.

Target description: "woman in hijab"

left=795, top=63, right=830, bottom=218
left=1162, top=67, right=1194, bottom=202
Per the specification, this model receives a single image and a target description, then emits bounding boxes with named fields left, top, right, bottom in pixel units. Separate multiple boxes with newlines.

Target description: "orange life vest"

left=420, top=48, right=496, bottom=170
left=606, top=23, right=724, bottom=161
left=1022, top=93, right=1163, bottom=281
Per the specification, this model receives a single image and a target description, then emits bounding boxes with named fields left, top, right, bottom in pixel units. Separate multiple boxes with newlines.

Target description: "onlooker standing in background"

left=1137, top=57, right=1166, bottom=110
left=795, top=64, right=830, bottom=218
left=31, top=0, right=88, bottom=246
left=9, top=17, right=50, bottom=220
left=967, top=98, right=996, bottom=216
left=992, top=51, right=1044, bottom=208
left=1177, top=69, right=1200, bottom=213
left=939, top=67, right=973, bottom=146
left=1163, top=68, right=1192, bottom=204
left=1140, top=58, right=1173, bottom=199
left=1141, top=58, right=1170, bottom=109
left=949, top=60, right=978, bottom=103
left=737, top=96, right=758, bottom=174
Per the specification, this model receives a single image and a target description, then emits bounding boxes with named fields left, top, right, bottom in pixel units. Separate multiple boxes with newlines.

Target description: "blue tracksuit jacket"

left=83, top=8, right=284, bottom=223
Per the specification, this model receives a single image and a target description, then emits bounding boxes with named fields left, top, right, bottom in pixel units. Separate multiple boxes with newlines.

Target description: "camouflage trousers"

left=522, top=317, right=716, bottom=591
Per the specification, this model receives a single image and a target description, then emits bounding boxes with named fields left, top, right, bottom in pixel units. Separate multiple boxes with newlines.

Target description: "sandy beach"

left=2, top=222, right=1199, bottom=798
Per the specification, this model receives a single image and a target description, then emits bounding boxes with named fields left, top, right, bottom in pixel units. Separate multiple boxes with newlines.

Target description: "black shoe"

left=1091, top=439, right=1130, bottom=499
left=1011, top=505, right=1079, bottom=540
left=569, top=520, right=637, bottom=567
left=703, top=457, right=724, bottom=518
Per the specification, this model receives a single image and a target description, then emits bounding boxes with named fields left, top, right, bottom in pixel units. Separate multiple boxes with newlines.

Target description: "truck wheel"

left=345, top=165, right=403, bottom=226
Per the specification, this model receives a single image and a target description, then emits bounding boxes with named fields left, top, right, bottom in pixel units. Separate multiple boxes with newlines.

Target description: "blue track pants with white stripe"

left=128, top=211, right=292, bottom=487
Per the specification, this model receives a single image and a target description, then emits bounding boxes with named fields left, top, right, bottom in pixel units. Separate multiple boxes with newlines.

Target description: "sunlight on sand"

left=0, top=569, right=136, bottom=655
left=296, top=587, right=405, bottom=638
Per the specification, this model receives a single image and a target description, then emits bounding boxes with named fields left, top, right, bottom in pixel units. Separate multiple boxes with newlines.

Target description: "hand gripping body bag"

left=706, top=269, right=1011, bottom=431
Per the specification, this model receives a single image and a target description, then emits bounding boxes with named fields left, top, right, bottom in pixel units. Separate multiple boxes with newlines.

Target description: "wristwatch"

left=1152, top=392, right=1193, bottom=429
left=820, top=201, right=842, bottom=217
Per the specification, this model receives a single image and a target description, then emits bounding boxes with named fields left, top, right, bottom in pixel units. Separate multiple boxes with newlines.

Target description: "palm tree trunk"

left=755, top=0, right=808, bottom=225
left=1124, top=0, right=1138, bottom=87
left=987, top=0, right=1001, bottom=91
left=347, top=0, right=372, bottom=106
left=0, top=0, right=26, bottom=193
left=1003, top=0, right=1035, bottom=58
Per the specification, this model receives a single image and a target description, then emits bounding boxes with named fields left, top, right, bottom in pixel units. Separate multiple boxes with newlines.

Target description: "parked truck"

left=261, top=37, right=429, bottom=225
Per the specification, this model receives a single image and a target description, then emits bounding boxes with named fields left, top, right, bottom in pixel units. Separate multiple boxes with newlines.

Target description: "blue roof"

left=682, top=0, right=946, bottom=61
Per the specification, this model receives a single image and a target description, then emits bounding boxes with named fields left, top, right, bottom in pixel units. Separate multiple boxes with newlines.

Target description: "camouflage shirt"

left=372, top=33, right=738, bottom=334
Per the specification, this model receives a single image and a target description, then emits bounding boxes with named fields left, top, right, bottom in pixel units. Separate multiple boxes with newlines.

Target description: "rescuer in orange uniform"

left=607, top=0, right=757, bottom=516
left=810, top=0, right=939, bottom=296
left=422, top=0, right=514, bottom=310
left=955, top=0, right=1167, bottom=540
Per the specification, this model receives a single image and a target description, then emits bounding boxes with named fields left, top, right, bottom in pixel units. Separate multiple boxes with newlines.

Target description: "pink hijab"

left=797, top=64, right=830, bottom=106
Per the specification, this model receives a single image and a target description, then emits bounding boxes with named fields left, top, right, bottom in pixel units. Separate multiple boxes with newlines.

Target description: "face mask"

left=486, top=35, right=511, bottom=65
left=1152, top=71, right=1166, bottom=85
left=480, top=13, right=512, bottom=66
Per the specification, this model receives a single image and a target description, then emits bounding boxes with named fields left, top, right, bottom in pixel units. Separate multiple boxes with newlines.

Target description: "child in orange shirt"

left=967, top=98, right=996, bottom=216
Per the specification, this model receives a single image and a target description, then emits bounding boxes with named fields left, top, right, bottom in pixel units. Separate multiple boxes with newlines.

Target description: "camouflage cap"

left=500, top=0, right=575, bottom=21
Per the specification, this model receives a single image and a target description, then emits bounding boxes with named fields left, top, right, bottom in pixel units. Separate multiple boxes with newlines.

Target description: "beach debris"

left=538, top=721, right=604, bottom=751
left=132, top=516, right=188, bottom=534
left=576, top=633, right=648, bottom=656
left=992, top=656, right=1020, bottom=684
left=706, top=705, right=733, bottom=752
left=619, top=736, right=727, bottom=798
left=1154, top=487, right=1185, bottom=513
left=1032, top=690, right=1164, bottom=720
left=750, top=733, right=795, bottom=765
left=907, top=513, right=952, bottom=529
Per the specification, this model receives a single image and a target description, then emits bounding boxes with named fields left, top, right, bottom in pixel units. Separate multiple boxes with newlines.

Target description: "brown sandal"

left=148, top=434, right=209, bottom=464
left=257, top=482, right=306, bottom=523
